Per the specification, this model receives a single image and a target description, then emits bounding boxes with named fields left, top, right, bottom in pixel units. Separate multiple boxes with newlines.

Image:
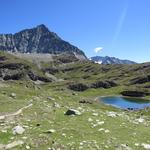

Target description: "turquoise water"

left=101, top=96, right=150, bottom=110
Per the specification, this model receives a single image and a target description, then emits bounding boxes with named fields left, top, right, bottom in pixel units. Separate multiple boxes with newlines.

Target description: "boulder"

left=53, top=102, right=60, bottom=108
left=47, top=96, right=55, bottom=101
left=12, top=125, right=25, bottom=135
left=26, top=145, right=30, bottom=149
left=10, top=93, right=16, bottom=98
left=65, top=109, right=81, bottom=116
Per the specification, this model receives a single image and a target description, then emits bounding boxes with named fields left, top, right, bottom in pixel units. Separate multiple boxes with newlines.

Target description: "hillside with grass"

left=0, top=51, right=149, bottom=149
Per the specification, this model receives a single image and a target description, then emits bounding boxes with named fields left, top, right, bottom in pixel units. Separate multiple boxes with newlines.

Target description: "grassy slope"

left=0, top=52, right=150, bottom=149
left=0, top=81, right=150, bottom=150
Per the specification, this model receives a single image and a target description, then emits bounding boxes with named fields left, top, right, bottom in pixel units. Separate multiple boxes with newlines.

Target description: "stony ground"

left=0, top=81, right=150, bottom=150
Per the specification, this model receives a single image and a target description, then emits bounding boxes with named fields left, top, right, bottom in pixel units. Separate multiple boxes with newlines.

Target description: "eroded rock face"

left=0, top=24, right=86, bottom=59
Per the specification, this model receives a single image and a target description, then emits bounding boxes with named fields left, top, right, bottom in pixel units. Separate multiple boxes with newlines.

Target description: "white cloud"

left=94, top=47, right=103, bottom=53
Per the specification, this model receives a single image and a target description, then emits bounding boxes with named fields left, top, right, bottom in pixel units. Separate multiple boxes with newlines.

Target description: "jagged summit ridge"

left=0, top=24, right=86, bottom=59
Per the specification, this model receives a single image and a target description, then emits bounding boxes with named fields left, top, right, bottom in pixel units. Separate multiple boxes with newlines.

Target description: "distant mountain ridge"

left=90, top=56, right=136, bottom=64
left=0, top=24, right=86, bottom=59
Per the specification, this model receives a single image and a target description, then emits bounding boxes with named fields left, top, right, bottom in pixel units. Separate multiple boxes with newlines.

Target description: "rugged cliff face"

left=0, top=24, right=86, bottom=59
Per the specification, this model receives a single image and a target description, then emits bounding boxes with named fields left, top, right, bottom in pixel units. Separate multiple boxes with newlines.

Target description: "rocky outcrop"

left=121, top=90, right=149, bottom=97
left=0, top=63, right=29, bottom=70
left=90, top=80, right=118, bottom=89
left=0, top=62, right=28, bottom=81
left=0, top=57, right=52, bottom=82
left=3, top=73, right=24, bottom=80
left=28, top=71, right=52, bottom=82
left=130, top=75, right=150, bottom=84
left=68, top=80, right=118, bottom=91
left=0, top=24, right=86, bottom=59
left=44, top=68, right=59, bottom=75
left=68, top=83, right=89, bottom=91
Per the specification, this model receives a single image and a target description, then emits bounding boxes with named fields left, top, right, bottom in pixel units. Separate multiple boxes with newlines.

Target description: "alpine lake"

left=100, top=96, right=150, bottom=110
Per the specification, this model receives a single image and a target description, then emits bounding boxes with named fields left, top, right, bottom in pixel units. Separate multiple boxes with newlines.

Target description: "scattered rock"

left=72, top=92, right=78, bottom=96
left=105, top=129, right=110, bottom=133
left=97, top=121, right=104, bottom=125
left=10, top=137, right=15, bottom=140
left=0, top=144, right=5, bottom=149
left=141, top=143, right=150, bottom=150
left=12, top=125, right=25, bottom=135
left=135, top=143, right=139, bottom=147
left=98, top=128, right=105, bottom=131
left=120, top=144, right=132, bottom=150
left=22, top=137, right=28, bottom=140
left=10, top=93, right=16, bottom=98
left=53, top=102, right=60, bottom=108
left=0, top=116, right=5, bottom=120
left=136, top=118, right=145, bottom=123
left=65, top=109, right=81, bottom=116
left=88, top=118, right=93, bottom=122
left=92, top=113, right=98, bottom=116
left=79, top=99, right=92, bottom=104
left=47, top=96, right=55, bottom=101
left=1, top=129, right=7, bottom=133
left=106, top=112, right=117, bottom=117
left=44, top=129, right=56, bottom=134
left=5, top=140, right=24, bottom=149
left=26, top=145, right=30, bottom=149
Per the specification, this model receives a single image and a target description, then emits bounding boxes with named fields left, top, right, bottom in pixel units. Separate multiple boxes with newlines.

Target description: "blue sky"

left=0, top=0, right=150, bottom=62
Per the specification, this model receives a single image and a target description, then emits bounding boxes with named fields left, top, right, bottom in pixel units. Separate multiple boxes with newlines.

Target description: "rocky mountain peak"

left=90, top=56, right=136, bottom=64
left=36, top=24, right=48, bottom=30
left=0, top=24, right=86, bottom=59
